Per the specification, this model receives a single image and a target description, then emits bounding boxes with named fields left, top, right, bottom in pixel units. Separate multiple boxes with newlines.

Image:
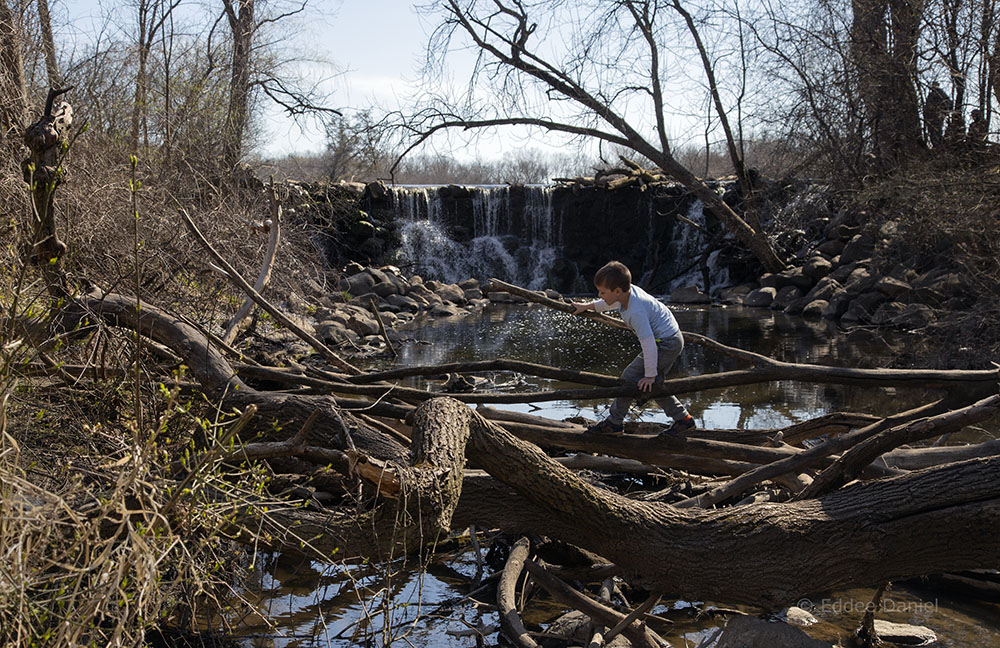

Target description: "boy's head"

left=594, top=261, right=631, bottom=291
left=594, top=261, right=631, bottom=303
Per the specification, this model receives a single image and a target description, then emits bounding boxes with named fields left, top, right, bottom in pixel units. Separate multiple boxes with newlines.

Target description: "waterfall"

left=390, top=185, right=561, bottom=289
left=662, top=200, right=729, bottom=296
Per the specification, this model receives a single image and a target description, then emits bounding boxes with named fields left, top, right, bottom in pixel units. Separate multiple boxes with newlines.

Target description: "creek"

left=236, top=304, right=1000, bottom=647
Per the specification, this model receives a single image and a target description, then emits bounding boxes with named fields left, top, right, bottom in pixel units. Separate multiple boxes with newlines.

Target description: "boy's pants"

left=607, top=334, right=687, bottom=424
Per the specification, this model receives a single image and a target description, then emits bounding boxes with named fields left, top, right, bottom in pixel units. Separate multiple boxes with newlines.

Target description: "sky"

left=57, top=0, right=704, bottom=164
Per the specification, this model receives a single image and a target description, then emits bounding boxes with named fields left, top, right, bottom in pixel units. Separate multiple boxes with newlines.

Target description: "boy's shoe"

left=658, top=415, right=695, bottom=437
left=584, top=419, right=624, bottom=436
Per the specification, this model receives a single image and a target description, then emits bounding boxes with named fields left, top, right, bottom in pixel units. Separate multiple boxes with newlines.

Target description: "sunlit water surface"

left=237, top=305, right=999, bottom=647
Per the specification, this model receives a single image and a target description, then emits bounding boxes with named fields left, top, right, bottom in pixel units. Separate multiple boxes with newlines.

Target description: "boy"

left=572, top=261, right=695, bottom=436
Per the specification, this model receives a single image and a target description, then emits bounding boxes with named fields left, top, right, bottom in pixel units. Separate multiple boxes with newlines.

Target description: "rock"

left=874, top=276, right=911, bottom=299
left=367, top=267, right=392, bottom=286
left=717, top=615, right=834, bottom=648
left=340, top=271, right=375, bottom=297
left=872, top=302, right=935, bottom=329
left=841, top=291, right=887, bottom=323
left=371, top=281, right=399, bottom=298
left=743, top=287, right=777, bottom=307
left=458, top=277, right=479, bottom=290
left=429, top=302, right=463, bottom=317
left=839, top=232, right=876, bottom=264
left=435, top=283, right=468, bottom=305
left=544, top=610, right=592, bottom=644
left=816, top=239, right=845, bottom=256
left=349, top=219, right=375, bottom=239
left=345, top=313, right=379, bottom=336
left=349, top=291, right=379, bottom=307
left=871, top=301, right=907, bottom=326
left=829, top=260, right=859, bottom=283
left=872, top=619, right=937, bottom=646
left=783, top=606, right=818, bottom=627
left=822, top=289, right=851, bottom=319
left=780, top=267, right=816, bottom=291
left=488, top=291, right=528, bottom=304
left=803, top=256, right=833, bottom=281
left=759, top=273, right=783, bottom=289
left=772, top=286, right=804, bottom=310
left=463, top=287, right=484, bottom=301
left=671, top=285, right=712, bottom=304
left=407, top=283, right=435, bottom=300
left=843, top=266, right=876, bottom=296
left=544, top=288, right=563, bottom=300
left=783, top=295, right=812, bottom=315
left=802, top=299, right=829, bottom=318
left=719, top=284, right=754, bottom=305
left=315, top=321, right=359, bottom=345
left=804, top=276, right=841, bottom=303
left=893, top=303, right=936, bottom=330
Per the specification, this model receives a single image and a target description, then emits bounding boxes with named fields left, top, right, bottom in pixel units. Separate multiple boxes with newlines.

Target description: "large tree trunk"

left=222, top=0, right=253, bottom=169
left=850, top=0, right=924, bottom=169
left=0, top=0, right=25, bottom=149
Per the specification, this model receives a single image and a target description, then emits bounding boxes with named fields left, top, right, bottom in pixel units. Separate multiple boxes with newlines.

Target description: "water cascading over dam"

left=366, top=183, right=732, bottom=295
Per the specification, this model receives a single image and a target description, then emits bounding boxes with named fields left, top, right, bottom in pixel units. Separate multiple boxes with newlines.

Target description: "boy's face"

left=596, top=282, right=627, bottom=305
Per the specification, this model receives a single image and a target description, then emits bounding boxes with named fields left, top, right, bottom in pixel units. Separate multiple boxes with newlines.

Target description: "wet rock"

left=545, top=610, right=593, bottom=644
left=430, top=302, right=463, bottom=317
left=671, top=285, right=712, bottom=304
left=802, top=299, right=829, bottom=318
left=349, top=219, right=375, bottom=239
left=544, top=288, right=563, bottom=300
left=463, top=287, right=484, bottom=301
left=872, top=619, right=937, bottom=646
left=772, top=286, right=803, bottom=311
left=458, top=278, right=480, bottom=290
left=717, top=615, right=834, bottom=648
left=434, top=283, right=468, bottom=305
left=744, top=287, right=777, bottom=307
left=719, top=284, right=754, bottom=305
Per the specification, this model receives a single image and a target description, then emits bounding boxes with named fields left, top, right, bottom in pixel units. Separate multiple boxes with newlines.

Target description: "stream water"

left=236, top=305, right=1000, bottom=647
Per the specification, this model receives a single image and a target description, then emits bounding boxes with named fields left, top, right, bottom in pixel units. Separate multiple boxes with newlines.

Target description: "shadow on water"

left=237, top=304, right=1000, bottom=647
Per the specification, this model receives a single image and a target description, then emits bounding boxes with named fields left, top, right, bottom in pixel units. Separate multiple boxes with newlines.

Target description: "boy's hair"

left=594, top=261, right=631, bottom=291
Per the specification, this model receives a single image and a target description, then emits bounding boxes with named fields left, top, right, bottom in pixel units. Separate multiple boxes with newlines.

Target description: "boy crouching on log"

left=572, top=260, right=695, bottom=436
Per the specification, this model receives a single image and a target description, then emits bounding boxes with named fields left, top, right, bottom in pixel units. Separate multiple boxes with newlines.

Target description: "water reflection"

left=387, top=304, right=934, bottom=430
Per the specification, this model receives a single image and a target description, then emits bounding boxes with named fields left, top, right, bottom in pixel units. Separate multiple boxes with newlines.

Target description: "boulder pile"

left=674, top=212, right=971, bottom=332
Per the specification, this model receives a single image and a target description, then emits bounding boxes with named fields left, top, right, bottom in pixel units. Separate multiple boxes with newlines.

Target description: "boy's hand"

left=637, top=376, right=656, bottom=392
left=571, top=302, right=592, bottom=316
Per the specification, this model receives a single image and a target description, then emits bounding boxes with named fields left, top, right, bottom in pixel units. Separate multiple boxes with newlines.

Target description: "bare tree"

left=0, top=0, right=25, bottom=149
left=407, top=0, right=786, bottom=272
left=130, top=0, right=182, bottom=153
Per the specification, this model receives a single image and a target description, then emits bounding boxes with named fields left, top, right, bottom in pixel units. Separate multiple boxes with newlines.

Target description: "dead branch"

left=221, top=182, right=281, bottom=345
left=498, top=537, right=539, bottom=648
left=179, top=208, right=362, bottom=375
